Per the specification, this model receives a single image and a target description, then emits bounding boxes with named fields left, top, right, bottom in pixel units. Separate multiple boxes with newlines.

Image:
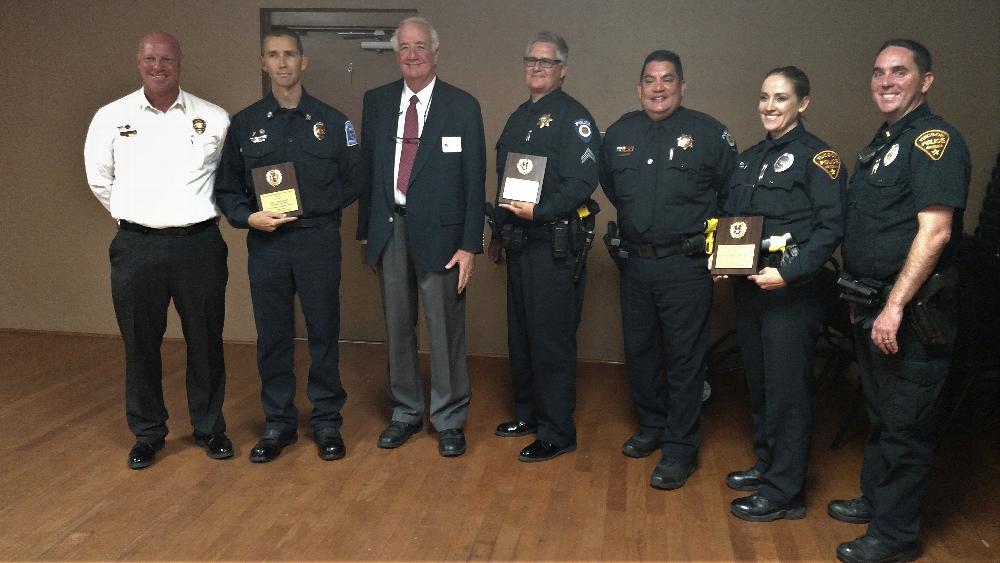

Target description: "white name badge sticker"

left=441, top=137, right=462, bottom=153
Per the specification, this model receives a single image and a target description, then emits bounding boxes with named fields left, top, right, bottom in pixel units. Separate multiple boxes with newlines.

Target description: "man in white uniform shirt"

left=84, top=31, right=232, bottom=470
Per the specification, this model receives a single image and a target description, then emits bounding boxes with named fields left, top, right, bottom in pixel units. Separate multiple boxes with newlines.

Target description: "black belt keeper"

left=118, top=217, right=217, bottom=237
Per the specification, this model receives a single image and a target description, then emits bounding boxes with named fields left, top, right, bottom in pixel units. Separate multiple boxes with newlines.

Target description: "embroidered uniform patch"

left=722, top=129, right=735, bottom=148
left=344, top=120, right=358, bottom=146
left=812, top=149, right=841, bottom=180
left=914, top=129, right=949, bottom=160
left=574, top=119, right=593, bottom=141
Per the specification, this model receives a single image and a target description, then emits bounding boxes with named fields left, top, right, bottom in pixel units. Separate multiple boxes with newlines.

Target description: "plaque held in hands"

left=711, top=216, right=764, bottom=275
left=251, top=162, right=303, bottom=216
left=499, top=152, right=547, bottom=205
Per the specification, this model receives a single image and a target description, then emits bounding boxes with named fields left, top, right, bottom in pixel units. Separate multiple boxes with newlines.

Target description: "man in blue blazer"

left=357, top=16, right=486, bottom=457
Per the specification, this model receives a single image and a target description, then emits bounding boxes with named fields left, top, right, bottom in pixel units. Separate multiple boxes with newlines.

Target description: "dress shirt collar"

left=401, top=76, right=436, bottom=111
left=262, top=87, right=322, bottom=119
left=875, top=102, right=931, bottom=143
left=133, top=87, right=186, bottom=114
left=764, top=120, right=806, bottom=152
left=524, top=88, right=565, bottom=113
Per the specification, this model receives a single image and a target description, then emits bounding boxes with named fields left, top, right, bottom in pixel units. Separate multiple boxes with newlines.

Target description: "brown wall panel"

left=1, top=0, right=996, bottom=363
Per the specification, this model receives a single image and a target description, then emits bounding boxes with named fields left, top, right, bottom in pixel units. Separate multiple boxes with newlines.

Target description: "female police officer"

left=721, top=66, right=845, bottom=521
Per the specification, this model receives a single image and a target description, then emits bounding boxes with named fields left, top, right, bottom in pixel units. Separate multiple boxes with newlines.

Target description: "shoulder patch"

left=574, top=119, right=593, bottom=141
left=812, top=150, right=841, bottom=180
left=344, top=120, right=358, bottom=147
left=914, top=129, right=949, bottom=160
left=722, top=129, right=735, bottom=148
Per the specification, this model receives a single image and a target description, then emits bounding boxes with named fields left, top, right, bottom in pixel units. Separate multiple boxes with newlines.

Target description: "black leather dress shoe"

left=622, top=432, right=661, bottom=458
left=726, top=467, right=763, bottom=491
left=438, top=428, right=467, bottom=457
left=730, top=493, right=806, bottom=522
left=828, top=497, right=873, bottom=524
left=378, top=421, right=423, bottom=449
left=837, top=534, right=919, bottom=563
left=249, top=428, right=297, bottom=463
left=314, top=427, right=346, bottom=461
left=194, top=433, right=234, bottom=460
left=128, top=439, right=165, bottom=469
left=517, top=439, right=576, bottom=462
left=495, top=419, right=537, bottom=437
left=650, top=458, right=696, bottom=490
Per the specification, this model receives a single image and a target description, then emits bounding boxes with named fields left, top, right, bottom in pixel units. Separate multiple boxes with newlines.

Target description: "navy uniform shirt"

left=724, top=123, right=846, bottom=284
left=215, top=89, right=363, bottom=228
left=600, top=107, right=736, bottom=243
left=843, top=103, right=970, bottom=282
left=495, top=89, right=600, bottom=226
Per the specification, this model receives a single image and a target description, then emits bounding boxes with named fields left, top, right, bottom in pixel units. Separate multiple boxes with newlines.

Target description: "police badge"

left=192, top=118, right=206, bottom=135
left=773, top=153, right=794, bottom=172
left=883, top=143, right=899, bottom=166
left=313, top=121, right=326, bottom=141
left=677, top=133, right=694, bottom=150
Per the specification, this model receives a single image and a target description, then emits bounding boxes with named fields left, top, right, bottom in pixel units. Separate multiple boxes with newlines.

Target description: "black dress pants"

left=506, top=238, right=586, bottom=447
left=620, top=253, right=712, bottom=462
left=110, top=224, right=228, bottom=442
left=732, top=277, right=823, bottom=503
left=247, top=220, right=346, bottom=432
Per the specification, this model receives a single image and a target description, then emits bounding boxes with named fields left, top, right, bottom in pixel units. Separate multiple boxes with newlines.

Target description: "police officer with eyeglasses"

left=489, top=31, right=601, bottom=463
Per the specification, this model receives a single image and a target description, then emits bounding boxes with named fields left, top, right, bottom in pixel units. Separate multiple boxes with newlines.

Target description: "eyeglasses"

left=523, top=57, right=562, bottom=69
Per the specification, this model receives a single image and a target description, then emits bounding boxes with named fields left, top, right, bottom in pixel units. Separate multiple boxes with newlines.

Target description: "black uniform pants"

left=620, top=253, right=711, bottom=462
left=110, top=224, right=228, bottom=442
left=247, top=220, right=345, bottom=432
left=733, top=277, right=823, bottom=503
left=853, top=313, right=952, bottom=548
left=506, top=238, right=586, bottom=447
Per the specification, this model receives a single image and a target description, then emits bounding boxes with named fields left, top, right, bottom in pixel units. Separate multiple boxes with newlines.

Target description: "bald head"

left=137, top=32, right=182, bottom=108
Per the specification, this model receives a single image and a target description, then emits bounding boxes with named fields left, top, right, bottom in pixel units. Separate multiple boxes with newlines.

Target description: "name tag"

left=441, top=136, right=462, bottom=153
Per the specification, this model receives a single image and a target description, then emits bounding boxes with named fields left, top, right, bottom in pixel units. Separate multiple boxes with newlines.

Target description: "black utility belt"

left=280, top=212, right=340, bottom=230
left=118, top=217, right=217, bottom=237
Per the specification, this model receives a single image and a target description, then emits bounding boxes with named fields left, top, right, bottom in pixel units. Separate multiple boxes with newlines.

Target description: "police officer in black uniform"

left=215, top=28, right=363, bottom=463
left=721, top=66, right=845, bottom=522
left=830, top=39, right=969, bottom=563
left=600, top=50, right=736, bottom=489
left=489, top=31, right=601, bottom=462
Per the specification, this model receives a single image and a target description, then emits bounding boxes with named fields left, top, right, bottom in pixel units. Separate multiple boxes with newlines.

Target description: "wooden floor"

left=0, top=331, right=996, bottom=562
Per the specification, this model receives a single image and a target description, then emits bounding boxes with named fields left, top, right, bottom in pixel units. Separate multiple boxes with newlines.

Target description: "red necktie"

left=396, top=95, right=419, bottom=195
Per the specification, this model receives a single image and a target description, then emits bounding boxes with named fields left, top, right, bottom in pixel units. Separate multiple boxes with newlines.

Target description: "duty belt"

left=624, top=239, right=686, bottom=259
left=118, top=217, right=217, bottom=237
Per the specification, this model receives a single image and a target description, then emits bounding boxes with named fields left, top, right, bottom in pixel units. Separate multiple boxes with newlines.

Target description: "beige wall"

left=2, top=0, right=997, bottom=362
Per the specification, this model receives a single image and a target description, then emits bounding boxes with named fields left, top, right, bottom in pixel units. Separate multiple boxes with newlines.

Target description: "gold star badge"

left=538, top=114, right=553, bottom=128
